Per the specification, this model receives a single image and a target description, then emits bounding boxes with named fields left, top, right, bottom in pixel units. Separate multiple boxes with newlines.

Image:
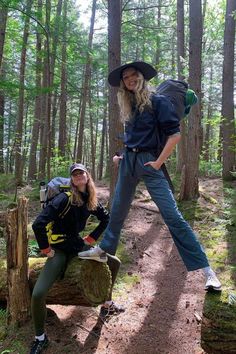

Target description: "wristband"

left=83, top=235, right=96, bottom=245
left=41, top=247, right=52, bottom=254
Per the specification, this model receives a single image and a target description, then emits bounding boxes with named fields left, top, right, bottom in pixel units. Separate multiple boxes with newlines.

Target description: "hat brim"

left=70, top=164, right=88, bottom=175
left=71, top=167, right=87, bottom=174
left=108, top=61, right=157, bottom=87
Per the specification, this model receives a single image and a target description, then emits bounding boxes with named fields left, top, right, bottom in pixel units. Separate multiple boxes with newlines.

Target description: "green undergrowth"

left=113, top=235, right=141, bottom=299
left=0, top=322, right=30, bottom=354
left=178, top=180, right=236, bottom=291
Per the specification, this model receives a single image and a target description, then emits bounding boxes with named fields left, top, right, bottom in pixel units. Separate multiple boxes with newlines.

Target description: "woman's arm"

left=144, top=133, right=181, bottom=170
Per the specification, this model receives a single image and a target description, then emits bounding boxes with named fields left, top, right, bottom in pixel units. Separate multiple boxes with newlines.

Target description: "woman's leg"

left=100, top=172, right=138, bottom=254
left=31, top=250, right=67, bottom=335
left=78, top=153, right=138, bottom=260
left=143, top=170, right=209, bottom=271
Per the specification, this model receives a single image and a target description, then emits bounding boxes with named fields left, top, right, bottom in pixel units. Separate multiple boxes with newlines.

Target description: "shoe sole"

left=205, top=285, right=222, bottom=291
left=78, top=255, right=108, bottom=263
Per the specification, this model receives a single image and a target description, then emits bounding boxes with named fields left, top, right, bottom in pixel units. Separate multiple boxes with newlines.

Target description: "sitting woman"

left=29, top=163, right=124, bottom=354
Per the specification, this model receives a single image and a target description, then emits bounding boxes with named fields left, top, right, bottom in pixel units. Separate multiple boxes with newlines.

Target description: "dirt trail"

left=39, top=183, right=207, bottom=354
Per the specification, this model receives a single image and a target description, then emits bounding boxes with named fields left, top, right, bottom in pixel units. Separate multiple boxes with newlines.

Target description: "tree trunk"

left=176, top=0, right=186, bottom=173
left=98, top=115, right=107, bottom=180
left=108, top=0, right=123, bottom=202
left=0, top=6, right=7, bottom=174
left=14, top=0, right=33, bottom=185
left=221, top=0, right=236, bottom=180
left=88, top=77, right=96, bottom=179
left=38, top=46, right=49, bottom=179
left=179, top=0, right=202, bottom=200
left=58, top=0, right=68, bottom=156
left=154, top=0, right=162, bottom=81
left=202, top=60, right=213, bottom=162
left=0, top=68, right=5, bottom=174
left=28, top=0, right=43, bottom=181
left=76, top=0, right=96, bottom=162
left=6, top=197, right=31, bottom=326
left=0, top=5, right=7, bottom=70
left=201, top=291, right=236, bottom=354
left=0, top=257, right=111, bottom=306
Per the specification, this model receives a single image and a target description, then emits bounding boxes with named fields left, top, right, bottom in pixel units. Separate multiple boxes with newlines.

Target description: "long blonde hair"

left=70, top=171, right=97, bottom=210
left=117, top=71, right=154, bottom=122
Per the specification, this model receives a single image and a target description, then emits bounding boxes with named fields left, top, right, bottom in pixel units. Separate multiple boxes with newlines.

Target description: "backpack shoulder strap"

left=58, top=191, right=72, bottom=219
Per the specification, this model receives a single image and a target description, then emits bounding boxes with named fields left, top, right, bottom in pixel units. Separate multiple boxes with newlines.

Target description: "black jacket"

left=32, top=192, right=109, bottom=253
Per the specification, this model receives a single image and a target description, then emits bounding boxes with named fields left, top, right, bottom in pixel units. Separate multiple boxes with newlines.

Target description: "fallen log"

left=201, top=291, right=236, bottom=354
left=0, top=257, right=112, bottom=307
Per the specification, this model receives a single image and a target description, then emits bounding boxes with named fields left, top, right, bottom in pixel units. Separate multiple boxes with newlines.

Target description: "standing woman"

left=78, top=61, right=221, bottom=292
left=29, top=163, right=122, bottom=354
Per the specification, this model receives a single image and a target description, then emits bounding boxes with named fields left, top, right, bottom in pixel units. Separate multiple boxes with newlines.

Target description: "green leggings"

left=31, top=250, right=120, bottom=336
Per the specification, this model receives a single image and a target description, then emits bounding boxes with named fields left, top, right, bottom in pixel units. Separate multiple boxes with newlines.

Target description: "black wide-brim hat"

left=108, top=61, right=157, bottom=87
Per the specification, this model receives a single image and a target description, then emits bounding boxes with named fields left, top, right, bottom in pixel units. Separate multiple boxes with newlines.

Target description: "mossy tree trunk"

left=201, top=291, right=236, bottom=354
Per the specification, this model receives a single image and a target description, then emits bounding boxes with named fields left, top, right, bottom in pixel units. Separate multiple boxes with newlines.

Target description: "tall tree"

left=176, top=0, right=186, bottom=173
left=28, top=0, right=43, bottom=180
left=58, top=0, right=68, bottom=156
left=88, top=75, right=96, bottom=179
left=179, top=0, right=203, bottom=200
left=38, top=0, right=51, bottom=179
left=14, top=0, right=33, bottom=184
left=108, top=0, right=122, bottom=198
left=221, top=0, right=236, bottom=180
left=76, top=0, right=96, bottom=162
left=0, top=4, right=8, bottom=173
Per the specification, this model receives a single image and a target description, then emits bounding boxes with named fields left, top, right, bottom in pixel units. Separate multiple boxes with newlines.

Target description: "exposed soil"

left=2, top=179, right=222, bottom=354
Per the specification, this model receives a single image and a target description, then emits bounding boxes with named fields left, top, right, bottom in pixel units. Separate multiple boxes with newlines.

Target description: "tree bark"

left=221, top=0, right=236, bottom=180
left=88, top=75, right=96, bottom=179
left=176, top=0, right=187, bottom=174
left=58, top=0, right=68, bottom=156
left=179, top=0, right=202, bottom=200
left=14, top=0, right=33, bottom=185
left=0, top=6, right=8, bottom=174
left=28, top=0, right=43, bottom=181
left=202, top=60, right=213, bottom=162
left=6, top=197, right=31, bottom=326
left=0, top=257, right=112, bottom=307
left=38, top=45, right=49, bottom=179
left=76, top=0, right=96, bottom=162
left=108, top=0, right=123, bottom=202
left=51, top=0, right=63, bottom=155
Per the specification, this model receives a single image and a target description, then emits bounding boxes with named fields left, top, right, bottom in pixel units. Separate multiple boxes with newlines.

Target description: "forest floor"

left=1, top=177, right=235, bottom=354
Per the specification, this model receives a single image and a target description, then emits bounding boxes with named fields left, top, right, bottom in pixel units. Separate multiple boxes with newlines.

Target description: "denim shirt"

left=124, top=94, right=180, bottom=150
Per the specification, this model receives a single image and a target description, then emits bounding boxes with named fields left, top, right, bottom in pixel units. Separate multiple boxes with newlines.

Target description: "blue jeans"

left=100, top=151, right=209, bottom=271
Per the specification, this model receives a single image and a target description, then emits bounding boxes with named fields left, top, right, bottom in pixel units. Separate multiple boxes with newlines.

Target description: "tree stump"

left=0, top=257, right=112, bottom=306
left=6, top=197, right=31, bottom=326
left=201, top=291, right=236, bottom=354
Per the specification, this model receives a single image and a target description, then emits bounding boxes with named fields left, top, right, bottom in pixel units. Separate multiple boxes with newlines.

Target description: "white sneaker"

left=78, top=246, right=108, bottom=263
left=205, top=273, right=222, bottom=291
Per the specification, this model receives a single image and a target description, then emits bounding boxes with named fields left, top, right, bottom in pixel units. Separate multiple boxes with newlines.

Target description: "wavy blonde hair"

left=117, top=70, right=154, bottom=122
left=70, top=171, right=97, bottom=210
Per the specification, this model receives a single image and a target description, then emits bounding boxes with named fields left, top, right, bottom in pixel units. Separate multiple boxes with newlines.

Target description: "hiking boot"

left=205, top=273, right=222, bottom=291
left=78, top=246, right=108, bottom=263
left=29, top=335, right=49, bottom=354
left=100, top=301, right=125, bottom=321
